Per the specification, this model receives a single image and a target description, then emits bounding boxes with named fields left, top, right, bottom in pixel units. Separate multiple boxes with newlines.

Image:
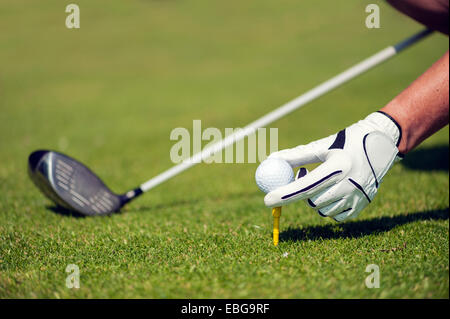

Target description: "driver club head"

left=28, top=150, right=127, bottom=216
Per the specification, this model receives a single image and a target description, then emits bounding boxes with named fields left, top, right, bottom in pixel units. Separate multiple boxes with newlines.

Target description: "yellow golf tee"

left=272, top=207, right=281, bottom=246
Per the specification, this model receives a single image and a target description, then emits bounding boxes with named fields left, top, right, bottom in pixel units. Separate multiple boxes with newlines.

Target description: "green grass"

left=0, top=0, right=448, bottom=298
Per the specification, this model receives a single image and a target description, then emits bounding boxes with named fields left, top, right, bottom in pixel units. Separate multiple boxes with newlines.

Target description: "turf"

left=0, top=0, right=448, bottom=298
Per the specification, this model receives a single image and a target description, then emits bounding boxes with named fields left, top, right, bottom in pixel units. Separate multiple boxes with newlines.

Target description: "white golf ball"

left=255, top=158, right=294, bottom=194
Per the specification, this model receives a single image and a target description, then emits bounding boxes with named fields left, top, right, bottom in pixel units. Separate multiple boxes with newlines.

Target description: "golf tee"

left=272, top=207, right=281, bottom=246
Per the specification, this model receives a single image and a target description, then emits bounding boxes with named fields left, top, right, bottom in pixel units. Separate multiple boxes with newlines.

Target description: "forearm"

left=380, top=50, right=449, bottom=154
left=387, top=0, right=449, bottom=35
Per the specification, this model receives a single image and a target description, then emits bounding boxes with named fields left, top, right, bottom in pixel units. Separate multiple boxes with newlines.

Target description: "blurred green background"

left=0, top=0, right=448, bottom=298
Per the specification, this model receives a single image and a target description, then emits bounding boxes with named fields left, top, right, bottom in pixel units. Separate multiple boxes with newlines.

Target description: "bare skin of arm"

left=380, top=0, right=449, bottom=154
left=387, top=0, right=449, bottom=35
left=380, top=50, right=449, bottom=154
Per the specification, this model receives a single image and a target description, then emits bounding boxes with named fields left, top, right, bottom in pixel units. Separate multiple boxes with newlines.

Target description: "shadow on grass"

left=46, top=205, right=86, bottom=218
left=127, top=190, right=261, bottom=212
left=46, top=190, right=262, bottom=217
left=401, top=145, right=449, bottom=172
left=281, top=208, right=449, bottom=242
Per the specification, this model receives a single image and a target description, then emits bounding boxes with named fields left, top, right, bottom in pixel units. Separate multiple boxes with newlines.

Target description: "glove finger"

left=307, top=181, right=354, bottom=209
left=333, top=195, right=368, bottom=222
left=316, top=198, right=351, bottom=218
left=305, top=185, right=332, bottom=208
left=333, top=207, right=355, bottom=222
left=264, top=153, right=349, bottom=207
left=268, top=135, right=335, bottom=168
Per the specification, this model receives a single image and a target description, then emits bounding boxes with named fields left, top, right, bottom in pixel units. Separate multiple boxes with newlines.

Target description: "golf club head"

left=28, top=150, right=126, bottom=216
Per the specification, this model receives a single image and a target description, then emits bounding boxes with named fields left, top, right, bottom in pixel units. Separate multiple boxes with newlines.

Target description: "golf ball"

left=255, top=158, right=294, bottom=194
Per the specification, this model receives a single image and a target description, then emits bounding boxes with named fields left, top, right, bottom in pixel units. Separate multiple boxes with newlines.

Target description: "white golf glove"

left=264, top=111, right=403, bottom=222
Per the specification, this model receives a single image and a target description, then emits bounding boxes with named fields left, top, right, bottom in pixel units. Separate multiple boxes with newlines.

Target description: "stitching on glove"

left=328, top=129, right=346, bottom=150
left=332, top=207, right=353, bottom=221
left=348, top=178, right=371, bottom=203
left=340, top=207, right=352, bottom=214
left=362, top=133, right=379, bottom=188
left=317, top=210, right=326, bottom=217
left=281, top=170, right=342, bottom=200
left=376, top=111, right=403, bottom=147
left=307, top=198, right=316, bottom=207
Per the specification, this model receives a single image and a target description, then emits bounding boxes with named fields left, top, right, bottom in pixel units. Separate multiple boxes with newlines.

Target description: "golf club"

left=28, top=29, right=433, bottom=216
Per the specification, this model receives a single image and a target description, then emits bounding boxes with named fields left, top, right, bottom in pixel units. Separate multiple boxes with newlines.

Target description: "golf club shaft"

left=139, top=29, right=432, bottom=193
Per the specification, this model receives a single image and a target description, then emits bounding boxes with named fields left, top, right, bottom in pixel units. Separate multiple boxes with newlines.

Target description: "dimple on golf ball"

left=255, top=158, right=294, bottom=194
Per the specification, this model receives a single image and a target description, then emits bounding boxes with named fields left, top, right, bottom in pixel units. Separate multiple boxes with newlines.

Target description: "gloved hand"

left=264, top=111, right=403, bottom=222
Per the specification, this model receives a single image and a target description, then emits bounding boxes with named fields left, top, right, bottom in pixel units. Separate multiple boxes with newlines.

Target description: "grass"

left=0, top=0, right=448, bottom=298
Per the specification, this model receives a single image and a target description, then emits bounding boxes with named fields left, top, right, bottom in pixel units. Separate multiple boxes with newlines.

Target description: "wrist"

left=377, top=104, right=412, bottom=154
